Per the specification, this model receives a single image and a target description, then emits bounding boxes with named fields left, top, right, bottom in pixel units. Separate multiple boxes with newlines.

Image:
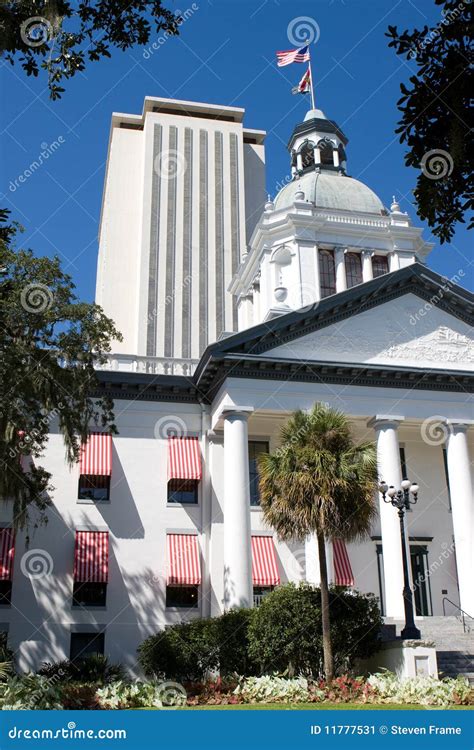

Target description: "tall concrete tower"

left=96, top=97, right=266, bottom=364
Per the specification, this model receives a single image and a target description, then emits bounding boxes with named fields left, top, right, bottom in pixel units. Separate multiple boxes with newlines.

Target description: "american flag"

left=276, top=45, right=310, bottom=67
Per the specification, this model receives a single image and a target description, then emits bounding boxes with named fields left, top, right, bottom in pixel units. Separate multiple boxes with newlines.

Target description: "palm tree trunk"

left=317, top=530, right=334, bottom=681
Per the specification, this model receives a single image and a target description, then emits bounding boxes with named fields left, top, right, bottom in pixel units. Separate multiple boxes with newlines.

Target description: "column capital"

left=367, top=415, right=405, bottom=430
left=220, top=405, right=254, bottom=421
left=445, top=419, right=473, bottom=434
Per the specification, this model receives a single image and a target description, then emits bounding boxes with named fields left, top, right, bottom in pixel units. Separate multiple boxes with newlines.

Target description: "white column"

left=333, top=149, right=340, bottom=168
left=305, top=533, right=321, bottom=585
left=296, top=153, right=303, bottom=172
left=313, top=147, right=321, bottom=166
left=335, top=247, right=347, bottom=293
left=368, top=416, right=405, bottom=618
left=222, top=407, right=253, bottom=610
left=389, top=251, right=400, bottom=272
left=362, top=250, right=374, bottom=283
left=445, top=422, right=474, bottom=616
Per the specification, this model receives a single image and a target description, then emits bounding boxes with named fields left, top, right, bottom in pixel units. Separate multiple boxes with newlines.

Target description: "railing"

left=253, top=594, right=265, bottom=607
left=442, top=596, right=473, bottom=633
left=96, top=354, right=199, bottom=377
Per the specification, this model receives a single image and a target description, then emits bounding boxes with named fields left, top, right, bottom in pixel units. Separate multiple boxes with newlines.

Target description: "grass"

left=141, top=703, right=472, bottom=711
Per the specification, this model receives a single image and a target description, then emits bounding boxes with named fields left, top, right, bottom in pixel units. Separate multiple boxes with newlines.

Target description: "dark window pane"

left=167, top=479, right=198, bottom=504
left=253, top=586, right=274, bottom=606
left=0, top=581, right=12, bottom=605
left=442, top=447, right=452, bottom=511
left=70, top=632, right=104, bottom=661
left=249, top=441, right=269, bottom=507
left=318, top=250, right=336, bottom=298
left=166, top=585, right=199, bottom=608
left=345, top=252, right=362, bottom=288
left=399, top=446, right=407, bottom=479
left=78, top=475, right=110, bottom=502
left=372, top=255, right=389, bottom=277
left=73, top=582, right=107, bottom=607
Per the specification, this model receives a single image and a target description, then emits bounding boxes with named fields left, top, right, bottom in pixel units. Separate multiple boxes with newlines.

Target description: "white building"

left=2, top=97, right=473, bottom=676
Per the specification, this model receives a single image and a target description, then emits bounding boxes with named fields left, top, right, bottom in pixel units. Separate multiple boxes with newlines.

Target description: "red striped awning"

left=167, top=534, right=201, bottom=585
left=79, top=433, right=112, bottom=476
left=333, top=539, right=354, bottom=586
left=74, top=531, right=109, bottom=583
left=251, top=536, right=280, bottom=587
left=168, top=437, right=202, bottom=481
left=0, top=529, right=15, bottom=581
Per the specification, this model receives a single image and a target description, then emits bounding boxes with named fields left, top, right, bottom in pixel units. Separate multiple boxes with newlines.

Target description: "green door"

left=410, top=545, right=432, bottom=616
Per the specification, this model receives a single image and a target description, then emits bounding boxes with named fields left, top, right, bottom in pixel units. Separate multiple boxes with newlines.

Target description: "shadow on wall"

left=95, top=444, right=144, bottom=539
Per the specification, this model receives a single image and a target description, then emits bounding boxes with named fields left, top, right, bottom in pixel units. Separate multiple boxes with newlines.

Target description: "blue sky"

left=1, top=0, right=472, bottom=302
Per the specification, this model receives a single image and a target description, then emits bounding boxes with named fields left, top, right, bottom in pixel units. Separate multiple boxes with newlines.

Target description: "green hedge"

left=248, top=583, right=382, bottom=676
left=138, top=585, right=382, bottom=681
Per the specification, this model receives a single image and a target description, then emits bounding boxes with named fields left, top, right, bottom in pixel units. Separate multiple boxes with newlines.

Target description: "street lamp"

left=379, top=478, right=421, bottom=640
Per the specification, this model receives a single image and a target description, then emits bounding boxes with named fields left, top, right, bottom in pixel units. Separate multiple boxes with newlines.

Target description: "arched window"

left=318, top=139, right=334, bottom=166
left=345, top=252, right=362, bottom=288
left=372, top=255, right=389, bottom=277
left=319, top=250, right=336, bottom=298
left=300, top=141, right=314, bottom=170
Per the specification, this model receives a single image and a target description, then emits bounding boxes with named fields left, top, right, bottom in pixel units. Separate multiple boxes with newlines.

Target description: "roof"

left=274, top=170, right=385, bottom=214
left=94, top=264, right=474, bottom=403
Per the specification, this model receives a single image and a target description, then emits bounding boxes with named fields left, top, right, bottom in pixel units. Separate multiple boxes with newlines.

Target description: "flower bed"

left=0, top=671, right=472, bottom=709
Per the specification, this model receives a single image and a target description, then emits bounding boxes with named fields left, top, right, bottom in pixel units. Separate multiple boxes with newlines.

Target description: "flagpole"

left=307, top=41, right=316, bottom=110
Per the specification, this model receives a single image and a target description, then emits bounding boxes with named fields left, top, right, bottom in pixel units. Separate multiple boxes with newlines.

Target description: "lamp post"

left=379, top=479, right=421, bottom=640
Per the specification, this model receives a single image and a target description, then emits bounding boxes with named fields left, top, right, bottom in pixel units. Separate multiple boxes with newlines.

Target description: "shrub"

left=138, top=619, right=217, bottom=682
left=0, top=675, right=64, bottom=710
left=138, top=610, right=256, bottom=682
left=37, top=655, right=124, bottom=685
left=213, top=609, right=256, bottom=677
left=248, top=583, right=382, bottom=677
left=96, top=680, right=187, bottom=709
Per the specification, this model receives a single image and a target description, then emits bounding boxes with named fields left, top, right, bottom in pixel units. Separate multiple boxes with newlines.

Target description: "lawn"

left=142, top=704, right=472, bottom=711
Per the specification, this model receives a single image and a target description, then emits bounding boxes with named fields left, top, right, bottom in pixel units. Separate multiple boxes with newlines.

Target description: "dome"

left=274, top=170, right=385, bottom=215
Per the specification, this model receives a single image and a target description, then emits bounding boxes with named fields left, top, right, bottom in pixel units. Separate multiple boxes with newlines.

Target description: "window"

left=72, top=582, right=107, bottom=607
left=167, top=478, right=198, bottom=505
left=70, top=632, right=104, bottom=661
left=372, top=255, right=389, bottom=277
left=300, top=142, right=314, bottom=170
left=319, top=140, right=333, bottom=166
left=319, top=250, right=336, bottom=298
left=253, top=586, right=274, bottom=607
left=345, top=252, right=362, bottom=288
left=0, top=581, right=12, bottom=605
left=442, top=448, right=452, bottom=511
left=78, top=474, right=110, bottom=502
left=399, top=446, right=408, bottom=479
left=166, top=585, right=199, bottom=608
left=249, top=441, right=269, bottom=506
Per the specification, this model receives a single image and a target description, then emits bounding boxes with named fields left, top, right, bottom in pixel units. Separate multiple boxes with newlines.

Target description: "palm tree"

left=258, top=403, right=378, bottom=680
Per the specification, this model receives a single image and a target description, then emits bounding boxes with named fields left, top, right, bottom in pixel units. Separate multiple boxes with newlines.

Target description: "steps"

left=388, top=616, right=474, bottom=683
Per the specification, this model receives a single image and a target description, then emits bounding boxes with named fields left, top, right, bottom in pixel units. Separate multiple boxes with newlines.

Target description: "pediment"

left=259, top=293, right=474, bottom=371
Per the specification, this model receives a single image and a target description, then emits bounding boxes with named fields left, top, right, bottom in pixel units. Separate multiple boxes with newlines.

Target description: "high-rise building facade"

left=96, top=97, right=266, bottom=364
